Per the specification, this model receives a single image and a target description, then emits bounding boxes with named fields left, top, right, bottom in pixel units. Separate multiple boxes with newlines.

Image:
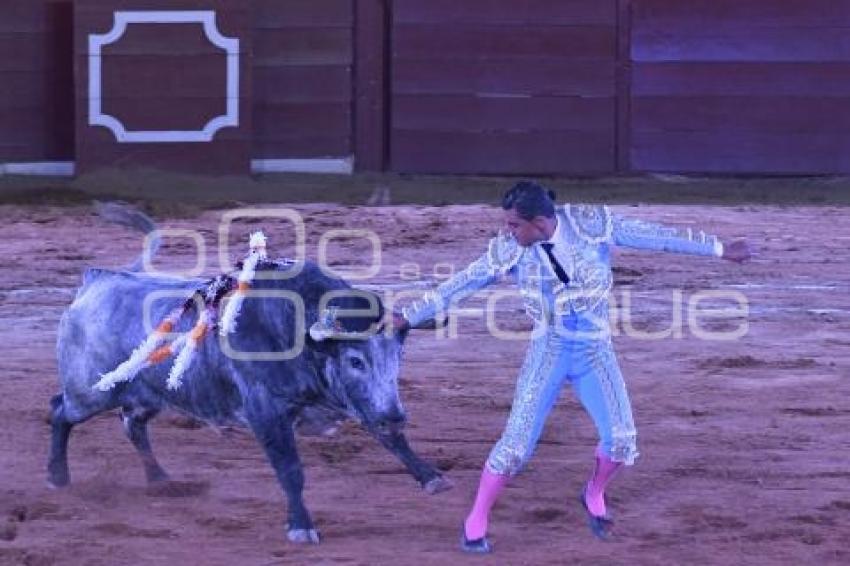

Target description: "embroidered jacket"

left=402, top=204, right=723, bottom=328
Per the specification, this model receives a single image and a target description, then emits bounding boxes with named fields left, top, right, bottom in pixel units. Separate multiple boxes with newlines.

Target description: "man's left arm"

left=611, top=214, right=750, bottom=262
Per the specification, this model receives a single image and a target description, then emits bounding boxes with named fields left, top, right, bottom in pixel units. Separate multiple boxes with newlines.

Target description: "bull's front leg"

left=247, top=412, right=319, bottom=543
left=369, top=428, right=453, bottom=495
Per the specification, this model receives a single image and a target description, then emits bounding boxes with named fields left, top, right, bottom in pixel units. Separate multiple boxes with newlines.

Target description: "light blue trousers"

left=486, top=324, right=639, bottom=476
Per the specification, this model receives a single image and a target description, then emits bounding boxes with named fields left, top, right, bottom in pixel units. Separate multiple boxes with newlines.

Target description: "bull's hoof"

left=423, top=476, right=453, bottom=495
left=47, top=465, right=70, bottom=489
left=287, top=528, right=320, bottom=544
left=47, top=478, right=69, bottom=490
left=145, top=468, right=171, bottom=484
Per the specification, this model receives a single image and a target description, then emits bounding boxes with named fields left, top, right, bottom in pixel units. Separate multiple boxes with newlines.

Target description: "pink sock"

left=464, top=466, right=509, bottom=539
left=585, top=446, right=622, bottom=517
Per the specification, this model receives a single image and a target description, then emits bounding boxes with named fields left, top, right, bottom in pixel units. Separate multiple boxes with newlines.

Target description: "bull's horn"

left=310, top=306, right=344, bottom=341
left=308, top=321, right=374, bottom=342
left=308, top=321, right=336, bottom=341
left=309, top=306, right=379, bottom=341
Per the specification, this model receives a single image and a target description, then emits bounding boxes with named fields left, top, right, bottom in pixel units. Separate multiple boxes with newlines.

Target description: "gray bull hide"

left=47, top=208, right=449, bottom=544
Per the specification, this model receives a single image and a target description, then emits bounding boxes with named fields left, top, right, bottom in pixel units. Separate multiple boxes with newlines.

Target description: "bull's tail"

left=94, top=201, right=160, bottom=272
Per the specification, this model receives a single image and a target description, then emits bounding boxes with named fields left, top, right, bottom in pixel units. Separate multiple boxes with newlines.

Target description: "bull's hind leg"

left=47, top=388, right=121, bottom=487
left=47, top=394, right=73, bottom=488
left=120, top=405, right=170, bottom=483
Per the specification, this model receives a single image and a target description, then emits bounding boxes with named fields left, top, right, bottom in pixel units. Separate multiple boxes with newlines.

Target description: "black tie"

left=540, top=243, right=570, bottom=285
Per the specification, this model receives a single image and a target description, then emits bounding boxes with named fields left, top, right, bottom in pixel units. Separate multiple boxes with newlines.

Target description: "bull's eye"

left=349, top=357, right=366, bottom=371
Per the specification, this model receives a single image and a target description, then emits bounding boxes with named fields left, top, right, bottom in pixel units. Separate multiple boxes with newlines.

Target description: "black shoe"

left=578, top=490, right=614, bottom=541
left=460, top=526, right=492, bottom=554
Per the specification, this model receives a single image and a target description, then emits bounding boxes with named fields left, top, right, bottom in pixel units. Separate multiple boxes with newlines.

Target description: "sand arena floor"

left=0, top=202, right=848, bottom=565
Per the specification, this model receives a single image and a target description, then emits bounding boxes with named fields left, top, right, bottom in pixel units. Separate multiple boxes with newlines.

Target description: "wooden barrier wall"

left=2, top=0, right=850, bottom=175
left=630, top=0, right=850, bottom=174
left=390, top=0, right=619, bottom=175
left=74, top=0, right=252, bottom=175
left=0, top=1, right=74, bottom=162
left=252, top=0, right=353, bottom=160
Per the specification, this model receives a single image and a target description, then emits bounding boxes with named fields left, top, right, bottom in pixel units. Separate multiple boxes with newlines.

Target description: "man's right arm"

left=401, top=233, right=521, bottom=329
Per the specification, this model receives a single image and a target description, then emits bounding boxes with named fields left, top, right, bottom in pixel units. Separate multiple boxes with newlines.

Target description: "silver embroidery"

left=611, top=215, right=719, bottom=256
left=402, top=236, right=520, bottom=327
left=564, top=204, right=613, bottom=245
left=486, top=330, right=639, bottom=475
left=487, top=333, right=564, bottom=476
left=397, top=205, right=727, bottom=476
left=487, top=231, right=523, bottom=275
left=583, top=341, right=638, bottom=465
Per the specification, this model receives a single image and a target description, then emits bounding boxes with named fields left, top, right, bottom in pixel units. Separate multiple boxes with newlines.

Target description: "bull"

left=47, top=204, right=449, bottom=543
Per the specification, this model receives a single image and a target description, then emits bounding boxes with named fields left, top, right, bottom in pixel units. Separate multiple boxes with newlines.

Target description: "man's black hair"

left=501, top=181, right=557, bottom=221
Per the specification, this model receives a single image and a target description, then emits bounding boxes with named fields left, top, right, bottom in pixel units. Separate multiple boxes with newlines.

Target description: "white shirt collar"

left=543, top=214, right=564, bottom=245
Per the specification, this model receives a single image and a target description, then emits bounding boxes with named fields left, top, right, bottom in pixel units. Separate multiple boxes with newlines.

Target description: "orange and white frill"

left=92, top=308, right=184, bottom=391
left=219, top=231, right=267, bottom=336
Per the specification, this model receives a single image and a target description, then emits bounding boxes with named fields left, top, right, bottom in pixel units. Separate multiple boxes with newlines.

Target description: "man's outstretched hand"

left=722, top=239, right=752, bottom=263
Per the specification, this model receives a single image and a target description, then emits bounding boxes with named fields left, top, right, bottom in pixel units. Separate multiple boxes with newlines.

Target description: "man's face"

left=504, top=208, right=548, bottom=247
